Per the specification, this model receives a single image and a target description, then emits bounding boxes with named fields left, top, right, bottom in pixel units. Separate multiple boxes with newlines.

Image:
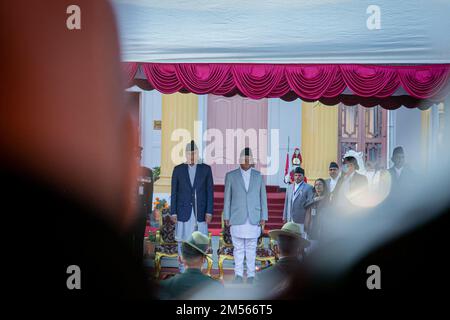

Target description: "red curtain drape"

left=123, top=62, right=450, bottom=108
left=122, top=62, right=139, bottom=87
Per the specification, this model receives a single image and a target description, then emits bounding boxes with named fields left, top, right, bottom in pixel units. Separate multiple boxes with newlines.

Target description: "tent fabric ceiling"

left=116, top=1, right=450, bottom=108
left=113, top=0, right=450, bottom=64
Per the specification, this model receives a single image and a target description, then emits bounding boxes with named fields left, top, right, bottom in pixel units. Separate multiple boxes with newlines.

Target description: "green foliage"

left=152, top=166, right=160, bottom=182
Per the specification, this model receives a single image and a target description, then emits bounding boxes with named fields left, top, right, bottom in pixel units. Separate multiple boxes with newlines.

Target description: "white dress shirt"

left=394, top=166, right=403, bottom=178
left=241, top=166, right=251, bottom=191
left=230, top=167, right=261, bottom=239
left=329, top=173, right=340, bottom=192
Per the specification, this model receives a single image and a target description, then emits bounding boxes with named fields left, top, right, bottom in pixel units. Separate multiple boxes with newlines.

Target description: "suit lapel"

left=333, top=176, right=344, bottom=195
left=293, top=183, right=301, bottom=200
left=292, top=183, right=305, bottom=206
left=192, top=164, right=201, bottom=190
left=248, top=169, right=256, bottom=193
left=292, top=184, right=299, bottom=201
left=288, top=185, right=294, bottom=202
left=184, top=164, right=193, bottom=190
left=236, top=168, right=247, bottom=192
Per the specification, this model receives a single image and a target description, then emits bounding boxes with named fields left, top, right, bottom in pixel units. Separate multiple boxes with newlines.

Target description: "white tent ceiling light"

left=113, top=0, right=450, bottom=64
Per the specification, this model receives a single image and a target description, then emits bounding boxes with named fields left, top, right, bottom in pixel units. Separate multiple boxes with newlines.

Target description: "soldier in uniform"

left=159, top=231, right=222, bottom=299
left=256, top=222, right=310, bottom=297
left=284, top=147, right=308, bottom=184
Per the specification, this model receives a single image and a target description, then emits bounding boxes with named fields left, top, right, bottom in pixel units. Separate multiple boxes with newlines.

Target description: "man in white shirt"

left=223, top=148, right=268, bottom=284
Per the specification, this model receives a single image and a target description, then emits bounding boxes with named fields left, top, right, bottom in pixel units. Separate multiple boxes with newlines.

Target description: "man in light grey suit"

left=223, top=147, right=268, bottom=284
left=282, top=166, right=314, bottom=235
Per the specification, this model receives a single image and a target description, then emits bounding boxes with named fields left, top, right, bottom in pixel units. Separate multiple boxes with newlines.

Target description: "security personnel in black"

left=129, top=146, right=153, bottom=263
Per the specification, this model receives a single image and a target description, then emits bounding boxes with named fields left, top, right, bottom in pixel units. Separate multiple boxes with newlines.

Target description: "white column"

left=140, top=90, right=162, bottom=169
left=443, top=97, right=450, bottom=168
left=429, top=104, right=440, bottom=168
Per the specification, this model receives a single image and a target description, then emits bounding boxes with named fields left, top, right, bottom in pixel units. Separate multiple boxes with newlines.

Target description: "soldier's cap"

left=182, top=231, right=211, bottom=258
left=269, top=222, right=310, bottom=248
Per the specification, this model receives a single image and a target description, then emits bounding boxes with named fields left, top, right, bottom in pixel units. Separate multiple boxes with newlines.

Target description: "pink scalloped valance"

left=123, top=62, right=450, bottom=108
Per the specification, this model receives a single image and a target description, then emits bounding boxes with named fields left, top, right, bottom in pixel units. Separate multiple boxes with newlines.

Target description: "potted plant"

left=152, top=166, right=160, bottom=182
left=145, top=230, right=157, bottom=257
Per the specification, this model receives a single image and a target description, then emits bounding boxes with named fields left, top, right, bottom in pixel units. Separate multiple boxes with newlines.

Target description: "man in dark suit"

left=332, top=156, right=369, bottom=206
left=388, top=146, right=414, bottom=194
left=171, top=140, right=214, bottom=272
left=159, top=231, right=222, bottom=299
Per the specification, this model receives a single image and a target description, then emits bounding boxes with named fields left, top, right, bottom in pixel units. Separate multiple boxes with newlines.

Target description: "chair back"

left=223, top=224, right=233, bottom=245
left=159, top=210, right=176, bottom=244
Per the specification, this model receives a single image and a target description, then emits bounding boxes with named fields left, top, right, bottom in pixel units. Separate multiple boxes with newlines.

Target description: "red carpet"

left=210, top=184, right=285, bottom=231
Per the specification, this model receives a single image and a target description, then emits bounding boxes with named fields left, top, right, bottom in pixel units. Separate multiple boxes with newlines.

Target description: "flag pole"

left=284, top=136, right=291, bottom=184
left=288, top=136, right=290, bottom=154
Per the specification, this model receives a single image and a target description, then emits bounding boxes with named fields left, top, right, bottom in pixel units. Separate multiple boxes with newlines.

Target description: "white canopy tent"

left=113, top=0, right=450, bottom=64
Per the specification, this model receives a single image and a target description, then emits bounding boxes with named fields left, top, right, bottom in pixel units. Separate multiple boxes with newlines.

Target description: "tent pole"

left=444, top=96, right=450, bottom=168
